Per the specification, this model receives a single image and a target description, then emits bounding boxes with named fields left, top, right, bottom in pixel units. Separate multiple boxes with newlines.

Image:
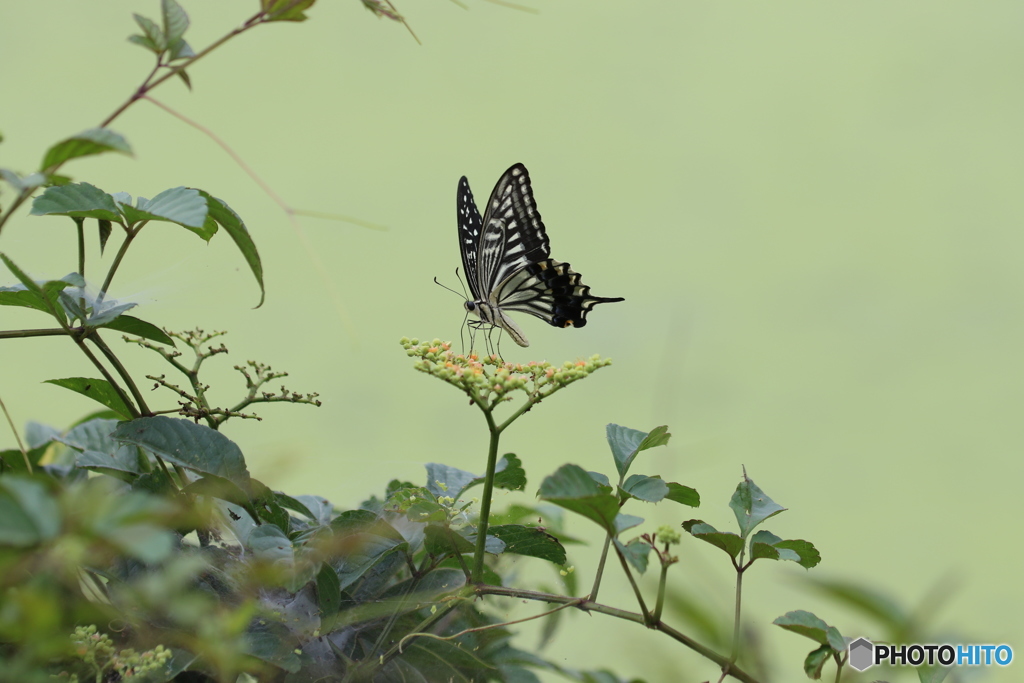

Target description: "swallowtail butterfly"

left=457, top=163, right=624, bottom=347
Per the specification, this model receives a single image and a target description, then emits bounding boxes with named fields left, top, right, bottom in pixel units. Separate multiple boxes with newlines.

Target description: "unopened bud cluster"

left=69, top=625, right=171, bottom=679
left=400, top=338, right=612, bottom=408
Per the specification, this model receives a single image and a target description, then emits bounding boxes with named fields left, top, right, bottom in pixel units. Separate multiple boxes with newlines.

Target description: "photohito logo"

left=848, top=637, right=1014, bottom=672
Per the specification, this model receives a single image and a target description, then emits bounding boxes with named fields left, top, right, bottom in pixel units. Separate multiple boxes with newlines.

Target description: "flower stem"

left=472, top=407, right=502, bottom=583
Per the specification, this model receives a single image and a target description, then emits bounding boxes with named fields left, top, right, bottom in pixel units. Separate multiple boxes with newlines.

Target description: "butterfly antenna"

left=433, top=276, right=466, bottom=300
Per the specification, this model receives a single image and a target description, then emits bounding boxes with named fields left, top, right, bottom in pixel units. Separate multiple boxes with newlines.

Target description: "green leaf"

left=40, top=128, right=132, bottom=171
left=682, top=520, right=744, bottom=560
left=488, top=524, right=566, bottom=564
left=0, top=444, right=49, bottom=474
left=161, top=0, right=189, bottom=44
left=58, top=417, right=142, bottom=474
left=133, top=13, right=166, bottom=51
left=406, top=498, right=448, bottom=523
left=197, top=191, right=264, bottom=306
left=99, top=314, right=175, bottom=346
left=263, top=0, right=317, bottom=21
left=772, top=610, right=846, bottom=653
left=493, top=453, right=527, bottom=491
left=98, top=219, right=113, bottom=254
left=248, top=524, right=293, bottom=564
left=316, top=563, right=342, bottom=619
left=426, top=463, right=477, bottom=499
left=44, top=377, right=133, bottom=419
left=614, top=537, right=651, bottom=575
left=112, top=416, right=250, bottom=485
left=330, top=511, right=406, bottom=591
left=119, top=186, right=209, bottom=233
left=168, top=40, right=195, bottom=62
left=620, top=474, right=669, bottom=503
left=244, top=618, right=300, bottom=673
left=538, top=464, right=620, bottom=536
left=614, top=513, right=644, bottom=534
left=665, top=482, right=700, bottom=507
left=174, top=67, right=192, bottom=90
left=729, top=474, right=786, bottom=538
left=774, top=539, right=821, bottom=569
left=30, top=182, right=122, bottom=221
left=0, top=477, right=61, bottom=546
left=424, top=523, right=474, bottom=555
left=605, top=423, right=670, bottom=478
left=803, top=643, right=832, bottom=679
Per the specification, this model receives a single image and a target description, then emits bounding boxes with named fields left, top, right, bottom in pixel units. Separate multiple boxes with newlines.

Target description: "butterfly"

left=456, top=163, right=624, bottom=348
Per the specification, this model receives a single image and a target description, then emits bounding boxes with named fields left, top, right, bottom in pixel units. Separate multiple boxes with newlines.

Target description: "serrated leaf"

left=605, top=423, right=671, bottom=478
left=133, top=13, right=166, bottom=51
left=263, top=0, right=317, bottom=21
left=161, top=0, right=189, bottom=44
left=30, top=182, right=122, bottom=221
left=614, top=537, right=651, bottom=575
left=621, top=474, right=669, bottom=502
left=197, top=191, right=264, bottom=306
left=426, top=463, right=477, bottom=499
left=730, top=474, right=786, bottom=538
left=41, top=129, right=132, bottom=171
left=682, top=520, right=744, bottom=560
left=538, top=464, right=620, bottom=535
left=128, top=33, right=160, bottom=53
left=119, top=186, right=209, bottom=234
left=99, top=314, right=175, bottom=346
left=772, top=610, right=841, bottom=646
left=44, top=378, right=132, bottom=419
left=112, top=416, right=250, bottom=485
left=488, top=524, right=566, bottom=564
left=665, top=481, right=700, bottom=507
left=493, top=453, right=526, bottom=491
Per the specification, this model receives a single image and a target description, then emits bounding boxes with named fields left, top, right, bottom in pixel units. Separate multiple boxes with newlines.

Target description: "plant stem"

left=87, top=331, right=150, bottom=415
left=75, top=216, right=86, bottom=276
left=71, top=333, right=139, bottom=419
left=0, top=328, right=71, bottom=339
left=730, top=549, right=746, bottom=664
left=614, top=542, right=651, bottom=623
left=474, top=585, right=762, bottom=683
left=99, top=225, right=140, bottom=301
left=589, top=471, right=625, bottom=602
left=0, top=393, right=31, bottom=474
left=472, top=407, right=502, bottom=582
left=653, top=560, right=669, bottom=623
left=589, top=536, right=613, bottom=602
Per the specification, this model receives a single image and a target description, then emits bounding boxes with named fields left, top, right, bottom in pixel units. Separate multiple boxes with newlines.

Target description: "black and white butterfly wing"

left=494, top=258, right=624, bottom=329
left=477, top=164, right=551, bottom=296
left=456, top=175, right=485, bottom=301
left=455, top=163, right=623, bottom=348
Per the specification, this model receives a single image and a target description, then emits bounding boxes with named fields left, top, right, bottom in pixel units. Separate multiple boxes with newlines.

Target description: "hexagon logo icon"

left=849, top=637, right=874, bottom=672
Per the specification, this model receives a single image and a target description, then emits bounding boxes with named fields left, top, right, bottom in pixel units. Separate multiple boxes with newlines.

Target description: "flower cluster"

left=400, top=338, right=612, bottom=410
left=69, top=625, right=172, bottom=680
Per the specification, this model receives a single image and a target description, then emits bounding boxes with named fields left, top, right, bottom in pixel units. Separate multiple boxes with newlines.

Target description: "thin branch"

left=0, top=393, right=31, bottom=474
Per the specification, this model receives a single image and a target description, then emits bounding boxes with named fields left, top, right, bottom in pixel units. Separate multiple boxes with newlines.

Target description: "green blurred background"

left=2, top=1, right=1022, bottom=680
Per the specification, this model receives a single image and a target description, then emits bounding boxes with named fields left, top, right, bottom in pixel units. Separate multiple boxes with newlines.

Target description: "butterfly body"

left=457, top=163, right=624, bottom=348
